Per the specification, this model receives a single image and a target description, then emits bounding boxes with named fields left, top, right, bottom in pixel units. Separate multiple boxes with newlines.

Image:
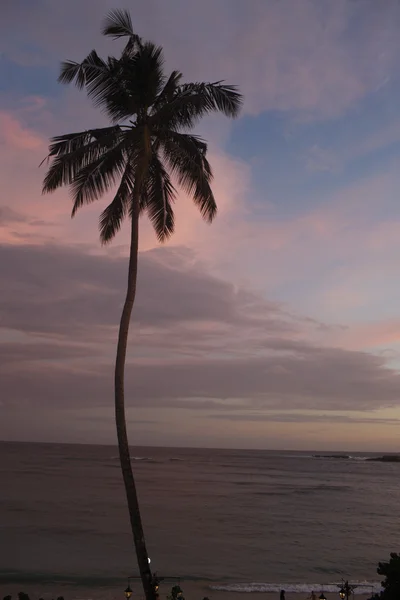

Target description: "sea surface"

left=1, top=442, right=398, bottom=597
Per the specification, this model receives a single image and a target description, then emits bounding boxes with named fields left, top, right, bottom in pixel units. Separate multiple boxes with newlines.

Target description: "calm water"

left=0, top=442, right=397, bottom=595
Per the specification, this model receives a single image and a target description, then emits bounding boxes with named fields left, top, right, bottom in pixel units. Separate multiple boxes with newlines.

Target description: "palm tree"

left=42, top=10, right=242, bottom=600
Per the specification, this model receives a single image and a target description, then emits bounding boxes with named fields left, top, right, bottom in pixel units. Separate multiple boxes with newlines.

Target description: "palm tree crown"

left=42, top=9, right=243, bottom=242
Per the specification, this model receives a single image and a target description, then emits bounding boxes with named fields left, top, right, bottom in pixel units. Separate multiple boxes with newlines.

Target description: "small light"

left=124, top=586, right=133, bottom=599
left=154, top=585, right=159, bottom=593
left=148, top=557, right=151, bottom=564
left=339, top=589, right=346, bottom=600
left=319, top=594, right=327, bottom=600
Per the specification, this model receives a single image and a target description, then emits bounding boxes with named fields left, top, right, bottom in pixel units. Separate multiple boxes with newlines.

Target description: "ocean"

left=0, top=442, right=397, bottom=598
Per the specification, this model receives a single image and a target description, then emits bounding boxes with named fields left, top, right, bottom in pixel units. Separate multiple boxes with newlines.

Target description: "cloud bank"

left=1, top=243, right=400, bottom=447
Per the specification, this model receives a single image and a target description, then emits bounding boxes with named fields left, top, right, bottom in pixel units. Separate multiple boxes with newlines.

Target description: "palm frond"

left=150, top=81, right=243, bottom=131
left=83, top=55, right=130, bottom=117
left=150, top=88, right=209, bottom=130
left=42, top=127, right=122, bottom=194
left=58, top=61, right=86, bottom=88
left=88, top=56, right=138, bottom=122
left=151, top=70, right=182, bottom=113
left=160, top=131, right=216, bottom=222
left=58, top=50, right=134, bottom=122
left=40, top=130, right=91, bottom=169
left=102, top=9, right=138, bottom=41
left=59, top=50, right=108, bottom=88
left=102, top=9, right=142, bottom=57
left=180, top=82, right=243, bottom=118
left=142, top=151, right=176, bottom=241
left=46, top=130, right=91, bottom=157
left=71, top=142, right=127, bottom=216
left=99, top=164, right=135, bottom=244
left=45, top=126, right=121, bottom=158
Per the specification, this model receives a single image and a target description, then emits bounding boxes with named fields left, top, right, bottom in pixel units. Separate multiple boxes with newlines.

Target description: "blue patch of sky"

left=226, top=111, right=307, bottom=217
left=0, top=53, right=60, bottom=99
left=226, top=82, right=400, bottom=220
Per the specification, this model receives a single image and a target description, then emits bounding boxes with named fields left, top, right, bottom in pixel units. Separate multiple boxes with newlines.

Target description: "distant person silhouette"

left=309, top=592, right=317, bottom=600
left=280, top=591, right=285, bottom=600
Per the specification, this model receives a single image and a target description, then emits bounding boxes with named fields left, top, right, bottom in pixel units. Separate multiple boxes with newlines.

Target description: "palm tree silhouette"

left=42, top=10, right=242, bottom=600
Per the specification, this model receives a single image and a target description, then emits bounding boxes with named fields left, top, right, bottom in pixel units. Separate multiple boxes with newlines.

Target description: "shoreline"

left=0, top=580, right=377, bottom=600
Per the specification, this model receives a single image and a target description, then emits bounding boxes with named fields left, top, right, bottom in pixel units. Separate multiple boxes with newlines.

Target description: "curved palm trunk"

left=115, top=197, right=155, bottom=600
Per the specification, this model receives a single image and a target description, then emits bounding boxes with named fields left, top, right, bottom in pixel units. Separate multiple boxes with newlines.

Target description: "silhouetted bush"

left=378, top=552, right=400, bottom=599
left=167, top=586, right=184, bottom=600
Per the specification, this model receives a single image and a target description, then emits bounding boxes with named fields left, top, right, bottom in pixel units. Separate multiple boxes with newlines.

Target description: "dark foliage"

left=377, top=552, right=400, bottom=599
left=167, top=585, right=185, bottom=600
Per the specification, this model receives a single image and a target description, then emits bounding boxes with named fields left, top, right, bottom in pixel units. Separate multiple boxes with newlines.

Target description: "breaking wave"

left=210, top=581, right=381, bottom=594
left=312, top=454, right=369, bottom=461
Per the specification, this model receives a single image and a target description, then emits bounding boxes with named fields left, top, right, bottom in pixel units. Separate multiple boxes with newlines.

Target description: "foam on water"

left=210, top=581, right=382, bottom=594
left=312, top=455, right=370, bottom=461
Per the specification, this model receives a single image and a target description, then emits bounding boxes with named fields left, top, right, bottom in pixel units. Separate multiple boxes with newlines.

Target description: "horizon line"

left=0, top=439, right=398, bottom=455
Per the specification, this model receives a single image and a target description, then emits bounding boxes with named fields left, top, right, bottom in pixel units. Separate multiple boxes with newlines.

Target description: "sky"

left=2, top=0, right=400, bottom=451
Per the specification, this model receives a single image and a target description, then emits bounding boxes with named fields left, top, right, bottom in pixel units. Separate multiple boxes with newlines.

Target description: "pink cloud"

left=327, top=319, right=400, bottom=351
left=0, top=106, right=69, bottom=244
left=0, top=111, right=45, bottom=151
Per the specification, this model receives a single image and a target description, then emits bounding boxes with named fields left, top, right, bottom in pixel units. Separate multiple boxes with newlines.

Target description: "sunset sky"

left=2, top=0, right=400, bottom=450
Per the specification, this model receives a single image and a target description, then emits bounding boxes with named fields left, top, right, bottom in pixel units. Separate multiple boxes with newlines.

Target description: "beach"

left=0, top=581, right=375, bottom=600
